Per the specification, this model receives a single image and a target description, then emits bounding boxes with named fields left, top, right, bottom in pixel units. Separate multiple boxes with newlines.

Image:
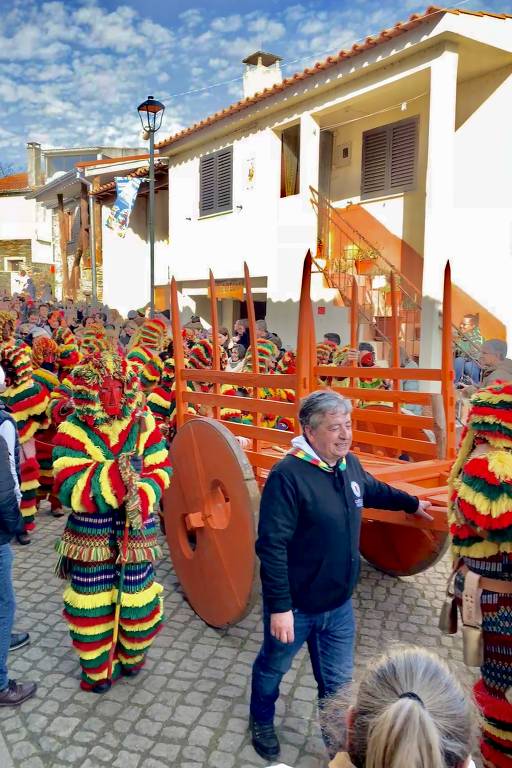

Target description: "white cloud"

left=179, top=8, right=202, bottom=28
left=211, top=15, right=242, bottom=33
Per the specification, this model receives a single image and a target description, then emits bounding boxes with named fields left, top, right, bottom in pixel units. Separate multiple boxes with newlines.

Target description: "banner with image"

left=106, top=176, right=143, bottom=237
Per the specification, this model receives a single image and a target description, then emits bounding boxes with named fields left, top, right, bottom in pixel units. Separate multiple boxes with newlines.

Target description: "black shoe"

left=91, top=680, right=111, bottom=694
left=121, top=667, right=140, bottom=678
left=9, top=633, right=30, bottom=652
left=16, top=533, right=31, bottom=545
left=0, top=680, right=37, bottom=707
left=249, top=716, right=280, bottom=761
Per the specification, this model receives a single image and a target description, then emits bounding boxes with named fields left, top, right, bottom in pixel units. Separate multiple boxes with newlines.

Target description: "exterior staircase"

left=310, top=187, right=423, bottom=360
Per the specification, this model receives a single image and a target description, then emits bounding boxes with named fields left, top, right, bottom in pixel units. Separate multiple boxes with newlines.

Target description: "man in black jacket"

left=0, top=366, right=37, bottom=707
left=249, top=390, right=432, bottom=761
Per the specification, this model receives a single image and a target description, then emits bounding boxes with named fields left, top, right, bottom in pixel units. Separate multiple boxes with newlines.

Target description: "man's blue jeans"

left=250, top=599, right=355, bottom=724
left=0, top=543, right=15, bottom=691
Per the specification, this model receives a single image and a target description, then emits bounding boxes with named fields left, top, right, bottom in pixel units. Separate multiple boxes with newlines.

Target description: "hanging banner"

left=106, top=176, right=143, bottom=237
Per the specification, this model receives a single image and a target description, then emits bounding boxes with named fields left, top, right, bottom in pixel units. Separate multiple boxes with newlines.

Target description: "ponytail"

left=366, top=697, right=444, bottom=768
left=325, top=647, right=477, bottom=768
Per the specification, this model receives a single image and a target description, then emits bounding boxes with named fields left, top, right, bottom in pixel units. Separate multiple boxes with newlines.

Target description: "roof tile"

left=0, top=172, right=29, bottom=192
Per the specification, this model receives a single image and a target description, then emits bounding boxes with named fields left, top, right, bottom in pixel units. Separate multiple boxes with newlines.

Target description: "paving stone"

left=150, top=743, right=181, bottom=760
left=209, top=750, right=237, bottom=768
left=124, top=733, right=153, bottom=752
left=57, top=745, right=89, bottom=762
left=90, top=745, right=114, bottom=762
left=113, top=750, right=141, bottom=768
left=46, top=715, right=80, bottom=738
left=188, top=724, right=215, bottom=747
left=172, top=704, right=202, bottom=725
left=11, top=741, right=37, bottom=760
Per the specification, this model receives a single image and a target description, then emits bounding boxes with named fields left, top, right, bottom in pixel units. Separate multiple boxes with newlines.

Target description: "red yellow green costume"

left=0, top=341, right=49, bottom=530
left=53, top=352, right=172, bottom=690
left=449, top=381, right=512, bottom=767
left=32, top=336, right=61, bottom=507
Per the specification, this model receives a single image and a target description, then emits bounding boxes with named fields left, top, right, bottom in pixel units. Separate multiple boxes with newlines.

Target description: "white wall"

left=0, top=195, right=35, bottom=240
left=452, top=66, right=512, bottom=342
left=102, top=190, right=170, bottom=314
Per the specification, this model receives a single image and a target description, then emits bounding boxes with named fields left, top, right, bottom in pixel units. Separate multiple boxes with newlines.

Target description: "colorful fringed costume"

left=53, top=324, right=80, bottom=375
left=449, top=382, right=512, bottom=767
left=127, top=317, right=167, bottom=392
left=0, top=341, right=49, bottom=531
left=32, top=336, right=61, bottom=508
left=53, top=352, right=172, bottom=691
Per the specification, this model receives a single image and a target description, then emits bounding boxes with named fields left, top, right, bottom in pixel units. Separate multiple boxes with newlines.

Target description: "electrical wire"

left=166, top=0, right=474, bottom=100
left=319, top=91, right=428, bottom=132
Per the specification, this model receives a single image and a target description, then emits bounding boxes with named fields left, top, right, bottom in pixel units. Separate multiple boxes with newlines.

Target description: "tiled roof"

left=75, top=154, right=153, bottom=169
left=157, top=6, right=511, bottom=151
left=90, top=161, right=167, bottom=197
left=0, top=172, right=29, bottom=193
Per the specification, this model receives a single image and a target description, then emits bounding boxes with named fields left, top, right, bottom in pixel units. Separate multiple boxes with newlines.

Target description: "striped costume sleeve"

left=137, top=410, right=172, bottom=518
left=53, top=419, right=126, bottom=514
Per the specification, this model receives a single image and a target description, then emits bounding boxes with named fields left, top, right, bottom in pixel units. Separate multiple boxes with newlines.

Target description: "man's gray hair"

left=482, top=339, right=507, bottom=360
left=299, top=390, right=352, bottom=431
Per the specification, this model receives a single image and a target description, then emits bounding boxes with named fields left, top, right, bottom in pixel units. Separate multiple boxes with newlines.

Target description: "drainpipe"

left=76, top=171, right=97, bottom=306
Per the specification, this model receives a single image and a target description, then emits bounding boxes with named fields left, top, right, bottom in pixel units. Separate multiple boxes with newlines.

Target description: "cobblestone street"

left=0, top=510, right=474, bottom=768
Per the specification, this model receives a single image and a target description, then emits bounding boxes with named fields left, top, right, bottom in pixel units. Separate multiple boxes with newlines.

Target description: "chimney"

left=27, top=142, right=42, bottom=187
left=242, top=51, right=282, bottom=99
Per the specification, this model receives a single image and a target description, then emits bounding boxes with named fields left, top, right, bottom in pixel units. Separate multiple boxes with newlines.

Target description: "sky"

left=0, top=0, right=508, bottom=171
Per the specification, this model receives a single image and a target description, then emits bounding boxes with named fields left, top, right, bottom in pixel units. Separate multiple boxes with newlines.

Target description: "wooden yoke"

left=350, top=277, right=358, bottom=388
left=170, top=277, right=186, bottom=430
left=208, top=270, right=221, bottom=421
left=244, top=263, right=261, bottom=460
left=295, top=251, right=314, bottom=431
left=441, top=261, right=456, bottom=460
left=390, top=272, right=402, bottom=445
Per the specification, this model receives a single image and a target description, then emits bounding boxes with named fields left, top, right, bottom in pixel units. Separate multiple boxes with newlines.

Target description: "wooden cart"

left=163, top=252, right=455, bottom=627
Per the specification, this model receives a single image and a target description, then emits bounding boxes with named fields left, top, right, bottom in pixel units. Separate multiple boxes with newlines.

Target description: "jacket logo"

left=351, top=481, right=361, bottom=498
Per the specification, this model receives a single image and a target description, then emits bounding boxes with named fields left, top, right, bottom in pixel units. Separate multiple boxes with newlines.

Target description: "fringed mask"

left=71, top=352, right=140, bottom=425
left=1, top=341, right=33, bottom=388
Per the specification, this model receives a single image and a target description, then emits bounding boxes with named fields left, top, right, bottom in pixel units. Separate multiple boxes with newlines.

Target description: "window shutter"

left=199, top=154, right=216, bottom=216
left=361, top=118, right=418, bottom=198
left=361, top=128, right=388, bottom=196
left=216, top=147, right=233, bottom=212
left=390, top=120, right=417, bottom=190
left=199, top=146, right=233, bottom=216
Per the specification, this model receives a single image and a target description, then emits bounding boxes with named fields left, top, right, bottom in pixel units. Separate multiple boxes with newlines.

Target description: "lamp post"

left=137, top=96, right=165, bottom=318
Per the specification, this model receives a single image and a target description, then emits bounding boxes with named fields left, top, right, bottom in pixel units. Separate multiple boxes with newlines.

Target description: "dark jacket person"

left=249, top=390, right=432, bottom=763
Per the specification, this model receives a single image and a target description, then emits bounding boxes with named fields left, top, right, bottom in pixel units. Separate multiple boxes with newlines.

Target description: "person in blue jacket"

left=249, top=390, right=433, bottom=762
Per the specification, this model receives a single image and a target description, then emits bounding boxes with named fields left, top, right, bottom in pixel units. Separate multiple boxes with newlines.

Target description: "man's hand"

left=270, top=611, right=294, bottom=644
left=412, top=499, right=434, bottom=522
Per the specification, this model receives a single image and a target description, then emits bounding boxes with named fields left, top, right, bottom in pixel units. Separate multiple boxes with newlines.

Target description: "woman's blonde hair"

left=331, top=647, right=477, bottom=768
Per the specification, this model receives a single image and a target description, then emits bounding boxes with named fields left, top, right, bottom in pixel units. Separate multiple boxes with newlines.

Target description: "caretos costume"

left=53, top=352, right=172, bottom=691
left=0, top=341, right=49, bottom=531
left=448, top=381, right=512, bottom=767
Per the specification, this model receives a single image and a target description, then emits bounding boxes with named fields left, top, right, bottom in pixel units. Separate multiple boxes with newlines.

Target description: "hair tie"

left=399, top=691, right=425, bottom=707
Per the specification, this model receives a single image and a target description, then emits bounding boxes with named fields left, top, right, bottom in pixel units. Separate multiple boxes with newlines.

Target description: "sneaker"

left=0, top=680, right=37, bottom=707
left=249, top=715, right=280, bottom=761
left=9, top=632, right=30, bottom=652
left=16, top=533, right=31, bottom=545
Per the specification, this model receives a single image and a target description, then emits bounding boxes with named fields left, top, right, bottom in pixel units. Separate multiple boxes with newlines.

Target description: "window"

left=361, top=117, right=418, bottom=198
left=199, top=146, right=233, bottom=217
left=280, top=124, right=300, bottom=197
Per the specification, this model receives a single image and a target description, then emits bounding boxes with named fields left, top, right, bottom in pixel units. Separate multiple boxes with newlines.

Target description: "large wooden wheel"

left=163, top=418, right=260, bottom=628
left=360, top=519, right=449, bottom=577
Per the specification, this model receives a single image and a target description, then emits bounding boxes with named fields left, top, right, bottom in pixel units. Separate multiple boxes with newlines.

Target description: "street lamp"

left=137, top=96, right=165, bottom=317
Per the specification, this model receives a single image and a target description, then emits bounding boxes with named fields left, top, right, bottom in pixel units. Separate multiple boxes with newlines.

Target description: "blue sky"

left=0, top=0, right=508, bottom=171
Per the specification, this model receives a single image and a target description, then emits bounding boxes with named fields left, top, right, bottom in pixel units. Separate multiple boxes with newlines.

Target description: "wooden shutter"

left=199, top=154, right=216, bottom=216
left=390, top=119, right=417, bottom=191
left=216, top=147, right=233, bottom=213
left=361, top=128, right=388, bottom=196
left=361, top=118, right=418, bottom=197
left=199, top=146, right=233, bottom=216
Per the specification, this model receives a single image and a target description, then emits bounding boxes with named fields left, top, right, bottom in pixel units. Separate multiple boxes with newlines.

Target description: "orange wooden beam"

left=170, top=277, right=186, bottom=429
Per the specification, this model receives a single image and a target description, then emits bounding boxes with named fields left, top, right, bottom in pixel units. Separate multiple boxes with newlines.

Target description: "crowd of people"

left=0, top=285, right=510, bottom=767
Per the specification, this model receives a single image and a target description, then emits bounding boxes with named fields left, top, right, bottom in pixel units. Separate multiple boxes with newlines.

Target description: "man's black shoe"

left=250, top=716, right=280, bottom=761
left=16, top=533, right=30, bottom=545
left=9, top=633, right=30, bottom=652
left=91, top=680, right=111, bottom=694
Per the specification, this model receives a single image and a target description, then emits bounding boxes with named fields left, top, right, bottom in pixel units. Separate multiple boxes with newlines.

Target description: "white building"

left=157, top=7, right=512, bottom=357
